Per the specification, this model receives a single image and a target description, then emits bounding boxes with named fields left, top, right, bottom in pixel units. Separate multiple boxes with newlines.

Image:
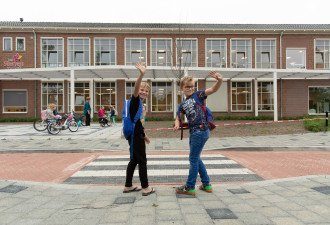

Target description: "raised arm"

left=205, top=71, right=223, bottom=96
left=133, top=62, right=147, bottom=97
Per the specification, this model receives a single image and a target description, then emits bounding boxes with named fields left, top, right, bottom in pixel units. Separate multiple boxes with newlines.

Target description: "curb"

left=0, top=146, right=329, bottom=154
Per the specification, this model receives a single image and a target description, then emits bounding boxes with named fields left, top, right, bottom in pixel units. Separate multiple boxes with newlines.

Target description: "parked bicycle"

left=74, top=112, right=86, bottom=127
left=47, top=111, right=79, bottom=135
left=33, top=118, right=49, bottom=131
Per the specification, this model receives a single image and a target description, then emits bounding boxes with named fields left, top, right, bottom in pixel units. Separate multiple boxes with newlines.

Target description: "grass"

left=304, top=119, right=330, bottom=132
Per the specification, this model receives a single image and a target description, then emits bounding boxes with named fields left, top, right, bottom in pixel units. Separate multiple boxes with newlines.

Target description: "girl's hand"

left=144, top=135, right=150, bottom=144
left=173, top=120, right=180, bottom=132
left=135, top=62, right=147, bottom=75
left=209, top=71, right=223, bottom=81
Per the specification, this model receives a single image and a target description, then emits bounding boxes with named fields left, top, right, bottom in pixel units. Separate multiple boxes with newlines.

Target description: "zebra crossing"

left=63, top=154, right=264, bottom=185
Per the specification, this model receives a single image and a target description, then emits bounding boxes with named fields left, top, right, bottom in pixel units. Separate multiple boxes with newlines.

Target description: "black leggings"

left=85, top=113, right=90, bottom=126
left=125, top=134, right=149, bottom=189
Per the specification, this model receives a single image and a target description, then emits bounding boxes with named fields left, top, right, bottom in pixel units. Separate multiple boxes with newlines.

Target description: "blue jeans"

left=186, top=129, right=210, bottom=189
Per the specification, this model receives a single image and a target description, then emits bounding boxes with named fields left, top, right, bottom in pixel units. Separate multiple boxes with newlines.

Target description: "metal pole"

left=326, top=111, right=328, bottom=128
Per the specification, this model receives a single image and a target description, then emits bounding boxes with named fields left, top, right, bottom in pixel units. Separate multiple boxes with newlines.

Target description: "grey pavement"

left=0, top=123, right=330, bottom=153
left=0, top=123, right=330, bottom=224
left=0, top=176, right=329, bottom=225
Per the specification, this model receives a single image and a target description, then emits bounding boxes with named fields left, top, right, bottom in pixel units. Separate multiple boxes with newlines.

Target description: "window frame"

left=67, top=38, right=90, bottom=67
left=175, top=38, right=198, bottom=68
left=205, top=38, right=227, bottom=68
left=231, top=81, right=253, bottom=112
left=151, top=81, right=173, bottom=112
left=255, top=39, right=277, bottom=69
left=41, top=37, right=64, bottom=68
left=314, top=39, right=330, bottom=69
left=257, top=81, right=274, bottom=111
left=41, top=81, right=64, bottom=112
left=3, top=37, right=12, bottom=51
left=94, top=81, right=116, bottom=112
left=16, top=37, right=25, bottom=51
left=2, top=89, right=28, bottom=113
left=125, top=38, right=147, bottom=65
left=94, top=38, right=117, bottom=66
left=286, top=48, right=306, bottom=69
left=150, top=38, right=172, bottom=67
left=308, top=86, right=330, bottom=115
left=68, top=82, right=90, bottom=113
left=230, top=39, right=252, bottom=68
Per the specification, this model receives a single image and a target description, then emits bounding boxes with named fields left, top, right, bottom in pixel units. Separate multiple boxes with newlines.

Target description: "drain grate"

left=206, top=208, right=238, bottom=220
left=312, top=186, right=330, bottom=195
left=0, top=185, right=28, bottom=193
left=113, top=197, right=136, bottom=204
left=227, top=188, right=250, bottom=194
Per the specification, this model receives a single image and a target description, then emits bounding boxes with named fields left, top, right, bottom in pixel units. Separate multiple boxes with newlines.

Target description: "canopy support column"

left=273, top=72, right=278, bottom=121
left=254, top=79, right=258, bottom=117
left=70, top=70, right=75, bottom=113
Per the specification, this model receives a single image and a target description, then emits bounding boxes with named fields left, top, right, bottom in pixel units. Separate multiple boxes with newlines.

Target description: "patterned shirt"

left=179, top=90, right=209, bottom=132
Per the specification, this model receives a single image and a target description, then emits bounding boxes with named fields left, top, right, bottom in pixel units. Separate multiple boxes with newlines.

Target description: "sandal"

left=123, top=186, right=142, bottom=193
left=142, top=188, right=156, bottom=196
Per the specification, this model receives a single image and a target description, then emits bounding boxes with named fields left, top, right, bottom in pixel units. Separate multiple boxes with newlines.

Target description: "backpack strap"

left=130, top=97, right=143, bottom=160
left=177, top=102, right=184, bottom=140
left=192, top=93, right=208, bottom=120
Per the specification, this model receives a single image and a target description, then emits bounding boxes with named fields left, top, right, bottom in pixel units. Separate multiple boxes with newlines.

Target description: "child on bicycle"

left=47, top=103, right=59, bottom=120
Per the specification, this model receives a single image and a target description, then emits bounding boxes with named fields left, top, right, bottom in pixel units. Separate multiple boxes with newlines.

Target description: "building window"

left=125, top=39, right=146, bottom=65
left=231, top=39, right=252, bottom=68
left=41, top=82, right=64, bottom=112
left=152, top=82, right=172, bottom=111
left=68, top=82, right=89, bottom=112
left=16, top=38, right=25, bottom=51
left=231, top=82, right=252, bottom=111
left=256, top=40, right=276, bottom=68
left=3, top=37, right=12, bottom=51
left=206, top=39, right=226, bottom=68
left=309, top=87, right=330, bottom=114
left=258, top=82, right=273, bottom=111
left=286, top=48, right=306, bottom=69
left=95, top=82, right=116, bottom=112
left=151, top=39, right=172, bottom=66
left=176, top=39, right=197, bottom=67
left=3, top=90, right=27, bottom=113
left=68, top=38, right=90, bottom=67
left=41, top=38, right=64, bottom=68
left=126, top=82, right=135, bottom=100
left=315, top=40, right=330, bottom=69
left=95, top=39, right=116, bottom=66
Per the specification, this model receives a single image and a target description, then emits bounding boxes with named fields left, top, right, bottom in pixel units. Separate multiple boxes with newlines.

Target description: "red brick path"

left=0, top=151, right=329, bottom=184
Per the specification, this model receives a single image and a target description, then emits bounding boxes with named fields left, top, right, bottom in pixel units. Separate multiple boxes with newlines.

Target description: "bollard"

left=326, top=111, right=328, bottom=128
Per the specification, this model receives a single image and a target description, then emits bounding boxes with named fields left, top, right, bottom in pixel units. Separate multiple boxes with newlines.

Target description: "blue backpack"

left=177, top=92, right=215, bottom=140
left=122, top=97, right=143, bottom=159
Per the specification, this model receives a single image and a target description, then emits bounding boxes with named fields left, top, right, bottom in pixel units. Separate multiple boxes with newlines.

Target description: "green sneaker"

left=199, top=184, right=213, bottom=193
left=176, top=185, right=195, bottom=195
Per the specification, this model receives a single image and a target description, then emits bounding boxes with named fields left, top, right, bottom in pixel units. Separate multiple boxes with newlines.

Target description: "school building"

left=1, top=22, right=330, bottom=120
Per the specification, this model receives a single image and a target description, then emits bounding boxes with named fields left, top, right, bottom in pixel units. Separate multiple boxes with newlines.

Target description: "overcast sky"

left=1, top=0, right=329, bottom=24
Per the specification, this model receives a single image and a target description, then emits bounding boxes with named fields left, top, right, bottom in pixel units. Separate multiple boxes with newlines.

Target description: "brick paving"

left=0, top=123, right=329, bottom=224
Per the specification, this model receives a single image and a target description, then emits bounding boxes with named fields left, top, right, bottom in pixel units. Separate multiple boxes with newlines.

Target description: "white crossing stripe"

left=71, top=168, right=255, bottom=177
left=98, top=154, right=225, bottom=159
left=88, top=160, right=237, bottom=166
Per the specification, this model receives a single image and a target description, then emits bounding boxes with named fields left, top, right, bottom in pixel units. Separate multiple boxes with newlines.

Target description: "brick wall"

left=282, top=79, right=330, bottom=117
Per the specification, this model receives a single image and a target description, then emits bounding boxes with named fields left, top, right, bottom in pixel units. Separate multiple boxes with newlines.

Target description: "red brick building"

left=1, top=22, right=330, bottom=120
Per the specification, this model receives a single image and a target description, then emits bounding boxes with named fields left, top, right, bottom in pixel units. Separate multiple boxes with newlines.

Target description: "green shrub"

left=304, top=119, right=329, bottom=132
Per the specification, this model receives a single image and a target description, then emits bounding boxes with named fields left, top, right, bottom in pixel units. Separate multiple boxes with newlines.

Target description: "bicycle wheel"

left=68, top=121, right=79, bottom=132
left=33, top=119, right=48, bottom=131
left=80, top=115, right=86, bottom=126
left=47, top=121, right=61, bottom=135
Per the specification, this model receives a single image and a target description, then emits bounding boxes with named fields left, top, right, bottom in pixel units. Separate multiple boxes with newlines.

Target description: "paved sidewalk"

left=0, top=175, right=329, bottom=225
left=0, top=124, right=330, bottom=153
